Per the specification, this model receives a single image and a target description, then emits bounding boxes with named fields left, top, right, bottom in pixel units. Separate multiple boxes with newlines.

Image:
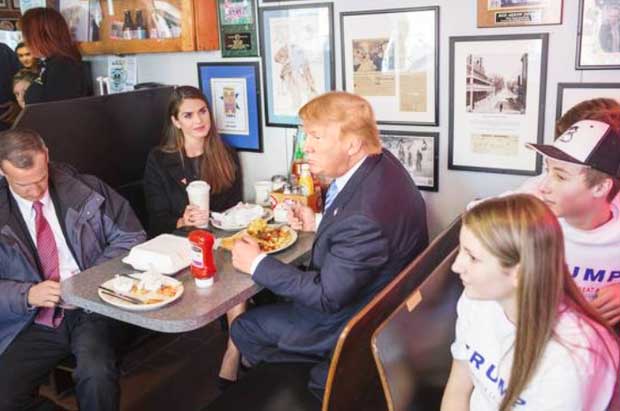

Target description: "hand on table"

left=231, top=235, right=262, bottom=274
left=28, top=280, right=61, bottom=308
left=592, top=283, right=620, bottom=326
left=288, top=203, right=315, bottom=232
left=179, top=205, right=210, bottom=228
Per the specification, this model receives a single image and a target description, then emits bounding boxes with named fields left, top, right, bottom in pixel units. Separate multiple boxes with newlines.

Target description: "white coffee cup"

left=186, top=180, right=210, bottom=228
left=254, top=181, right=273, bottom=206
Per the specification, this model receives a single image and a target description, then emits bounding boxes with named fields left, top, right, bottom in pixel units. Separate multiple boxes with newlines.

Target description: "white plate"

left=220, top=225, right=298, bottom=254
left=211, top=208, right=274, bottom=231
left=98, top=274, right=184, bottom=311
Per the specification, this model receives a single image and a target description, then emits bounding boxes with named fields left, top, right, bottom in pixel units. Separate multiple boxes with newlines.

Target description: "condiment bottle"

left=299, top=163, right=314, bottom=196
left=188, top=230, right=217, bottom=288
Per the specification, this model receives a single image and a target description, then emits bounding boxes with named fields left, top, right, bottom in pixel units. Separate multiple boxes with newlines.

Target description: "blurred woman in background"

left=442, top=194, right=619, bottom=411
left=20, top=7, right=90, bottom=104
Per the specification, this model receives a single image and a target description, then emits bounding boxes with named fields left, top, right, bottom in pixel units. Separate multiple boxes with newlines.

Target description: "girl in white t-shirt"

left=441, top=194, right=619, bottom=411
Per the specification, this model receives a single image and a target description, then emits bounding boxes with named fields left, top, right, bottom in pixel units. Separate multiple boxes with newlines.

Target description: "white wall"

left=92, top=0, right=620, bottom=238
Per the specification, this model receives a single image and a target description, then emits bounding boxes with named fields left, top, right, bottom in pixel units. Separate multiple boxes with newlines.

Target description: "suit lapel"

left=314, top=153, right=382, bottom=243
left=161, top=152, right=190, bottom=188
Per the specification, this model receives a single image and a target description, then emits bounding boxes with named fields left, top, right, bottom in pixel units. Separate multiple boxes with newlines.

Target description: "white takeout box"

left=122, top=234, right=191, bottom=275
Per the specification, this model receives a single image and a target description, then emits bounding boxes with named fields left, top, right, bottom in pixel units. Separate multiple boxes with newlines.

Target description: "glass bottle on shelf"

left=299, top=163, right=314, bottom=196
left=134, top=9, right=147, bottom=39
left=122, top=10, right=135, bottom=40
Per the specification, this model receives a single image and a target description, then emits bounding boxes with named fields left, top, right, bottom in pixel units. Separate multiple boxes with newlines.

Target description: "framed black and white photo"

left=340, top=7, right=439, bottom=126
left=576, top=0, right=620, bottom=69
left=197, top=62, right=263, bottom=152
left=556, top=82, right=620, bottom=120
left=449, top=34, right=548, bottom=175
left=477, top=0, right=563, bottom=27
left=259, top=2, right=335, bottom=127
left=380, top=130, right=439, bottom=191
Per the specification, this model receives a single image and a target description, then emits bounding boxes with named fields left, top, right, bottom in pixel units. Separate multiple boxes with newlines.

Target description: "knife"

left=98, top=286, right=144, bottom=304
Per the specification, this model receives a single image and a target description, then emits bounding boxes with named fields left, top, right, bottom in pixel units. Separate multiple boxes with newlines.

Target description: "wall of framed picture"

left=131, top=0, right=620, bottom=237
left=556, top=82, right=620, bottom=119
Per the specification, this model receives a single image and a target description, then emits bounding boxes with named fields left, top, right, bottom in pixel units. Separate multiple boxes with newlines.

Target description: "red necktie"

left=32, top=201, right=63, bottom=327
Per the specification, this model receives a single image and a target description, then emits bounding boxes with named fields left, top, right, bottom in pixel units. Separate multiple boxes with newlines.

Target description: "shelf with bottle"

left=72, top=0, right=218, bottom=55
left=290, top=126, right=322, bottom=199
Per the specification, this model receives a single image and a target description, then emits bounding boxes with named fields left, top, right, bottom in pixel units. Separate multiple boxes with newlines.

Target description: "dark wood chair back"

left=371, top=246, right=463, bottom=411
left=322, top=217, right=462, bottom=411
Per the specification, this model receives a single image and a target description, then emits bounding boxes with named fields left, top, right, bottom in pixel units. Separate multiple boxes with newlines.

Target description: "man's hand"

left=231, top=235, right=262, bottom=274
left=592, top=283, right=620, bottom=326
left=288, top=203, right=315, bottom=232
left=27, top=280, right=61, bottom=308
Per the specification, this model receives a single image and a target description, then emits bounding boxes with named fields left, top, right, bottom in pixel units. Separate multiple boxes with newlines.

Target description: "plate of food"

left=210, top=203, right=274, bottom=231
left=219, top=218, right=297, bottom=254
left=98, top=272, right=184, bottom=311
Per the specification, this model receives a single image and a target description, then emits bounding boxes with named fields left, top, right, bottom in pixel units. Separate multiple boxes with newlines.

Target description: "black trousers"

left=0, top=309, right=126, bottom=411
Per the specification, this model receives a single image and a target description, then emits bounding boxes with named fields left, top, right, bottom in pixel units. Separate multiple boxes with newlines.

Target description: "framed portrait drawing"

left=448, top=34, right=548, bottom=176
left=380, top=130, right=439, bottom=191
left=556, top=82, right=620, bottom=120
left=576, top=0, right=620, bottom=69
left=197, top=62, right=263, bottom=152
left=477, top=0, right=563, bottom=27
left=340, top=7, right=439, bottom=126
left=217, top=0, right=259, bottom=57
left=259, top=2, right=335, bottom=128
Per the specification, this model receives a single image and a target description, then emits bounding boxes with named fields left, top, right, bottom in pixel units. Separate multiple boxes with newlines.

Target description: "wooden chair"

left=205, top=217, right=462, bottom=411
left=371, top=248, right=463, bottom=411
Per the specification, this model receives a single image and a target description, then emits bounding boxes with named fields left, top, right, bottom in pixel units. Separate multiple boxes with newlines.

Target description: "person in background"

left=442, top=194, right=619, bottom=411
left=143, top=85, right=244, bottom=389
left=230, top=91, right=428, bottom=397
left=0, top=129, right=146, bottom=411
left=20, top=7, right=90, bottom=104
left=14, top=42, right=40, bottom=73
left=0, top=69, right=39, bottom=127
left=0, top=43, right=20, bottom=131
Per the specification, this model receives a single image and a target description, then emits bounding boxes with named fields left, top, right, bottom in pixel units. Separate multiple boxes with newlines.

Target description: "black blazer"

left=253, top=149, right=428, bottom=391
left=25, top=55, right=90, bottom=104
left=143, top=146, right=243, bottom=237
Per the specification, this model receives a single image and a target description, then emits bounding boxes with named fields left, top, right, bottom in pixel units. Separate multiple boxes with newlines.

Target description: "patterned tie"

left=32, top=201, right=63, bottom=328
left=324, top=182, right=338, bottom=211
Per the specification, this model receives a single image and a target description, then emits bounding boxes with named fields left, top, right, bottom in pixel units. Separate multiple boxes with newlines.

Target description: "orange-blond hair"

left=299, top=91, right=381, bottom=154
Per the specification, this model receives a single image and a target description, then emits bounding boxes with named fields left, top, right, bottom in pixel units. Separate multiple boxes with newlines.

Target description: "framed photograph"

left=0, top=0, right=8, bottom=9
left=477, top=0, right=563, bottom=27
left=556, top=82, right=620, bottom=120
left=217, top=0, right=259, bottom=57
left=340, top=7, right=439, bottom=126
left=576, top=0, right=620, bottom=69
left=259, top=2, right=335, bottom=127
left=448, top=34, right=549, bottom=175
left=197, top=62, right=263, bottom=153
left=380, top=130, right=439, bottom=191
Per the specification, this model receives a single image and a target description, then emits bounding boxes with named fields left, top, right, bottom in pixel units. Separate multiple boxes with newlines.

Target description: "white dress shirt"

left=249, top=156, right=368, bottom=275
left=11, top=188, right=81, bottom=281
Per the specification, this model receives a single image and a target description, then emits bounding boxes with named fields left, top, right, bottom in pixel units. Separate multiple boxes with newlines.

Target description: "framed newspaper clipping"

left=448, top=34, right=549, bottom=175
left=340, top=6, right=439, bottom=126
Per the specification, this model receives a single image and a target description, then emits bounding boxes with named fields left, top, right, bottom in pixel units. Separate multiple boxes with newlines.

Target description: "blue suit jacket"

left=253, top=149, right=428, bottom=358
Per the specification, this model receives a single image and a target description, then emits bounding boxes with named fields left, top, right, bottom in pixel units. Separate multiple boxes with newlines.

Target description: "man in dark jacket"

left=231, top=91, right=428, bottom=398
left=0, top=43, right=20, bottom=131
left=0, top=128, right=146, bottom=411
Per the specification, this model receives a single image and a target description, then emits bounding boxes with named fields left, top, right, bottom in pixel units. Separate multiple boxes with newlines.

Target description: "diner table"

left=60, top=229, right=315, bottom=333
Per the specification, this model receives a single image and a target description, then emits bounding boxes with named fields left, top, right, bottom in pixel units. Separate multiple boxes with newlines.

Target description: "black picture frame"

left=258, top=2, right=335, bottom=128
left=380, top=130, right=439, bottom=192
left=556, top=82, right=620, bottom=120
left=576, top=0, right=620, bottom=70
left=448, top=33, right=548, bottom=176
left=197, top=61, right=263, bottom=153
left=340, top=6, right=440, bottom=126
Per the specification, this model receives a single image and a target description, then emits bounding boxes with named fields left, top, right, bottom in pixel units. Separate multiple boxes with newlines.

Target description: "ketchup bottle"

left=188, top=230, right=217, bottom=288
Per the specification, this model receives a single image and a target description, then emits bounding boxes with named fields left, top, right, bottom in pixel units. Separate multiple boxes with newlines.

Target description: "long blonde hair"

left=161, top=86, right=236, bottom=194
left=463, top=194, right=618, bottom=411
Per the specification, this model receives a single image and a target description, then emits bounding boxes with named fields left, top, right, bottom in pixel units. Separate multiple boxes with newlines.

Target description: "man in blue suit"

left=231, top=91, right=428, bottom=397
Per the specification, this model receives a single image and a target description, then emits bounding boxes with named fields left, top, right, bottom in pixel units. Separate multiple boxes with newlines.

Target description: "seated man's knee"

left=73, top=353, right=119, bottom=384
